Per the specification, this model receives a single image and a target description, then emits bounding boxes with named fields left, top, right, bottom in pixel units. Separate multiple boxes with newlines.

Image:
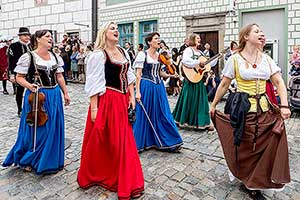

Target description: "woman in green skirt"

left=172, top=33, right=214, bottom=131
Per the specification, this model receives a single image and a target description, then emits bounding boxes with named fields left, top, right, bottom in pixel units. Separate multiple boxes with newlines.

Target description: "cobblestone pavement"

left=1, top=83, right=300, bottom=200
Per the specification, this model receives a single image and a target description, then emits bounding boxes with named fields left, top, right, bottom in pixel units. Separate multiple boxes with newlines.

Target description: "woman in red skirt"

left=77, top=22, right=144, bottom=199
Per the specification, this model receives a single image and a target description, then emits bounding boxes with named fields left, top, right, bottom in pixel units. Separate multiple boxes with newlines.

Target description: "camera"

left=128, top=104, right=136, bottom=124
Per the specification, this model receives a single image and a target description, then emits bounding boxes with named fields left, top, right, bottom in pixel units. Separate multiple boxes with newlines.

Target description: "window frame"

left=118, top=23, right=134, bottom=48
left=139, top=20, right=158, bottom=48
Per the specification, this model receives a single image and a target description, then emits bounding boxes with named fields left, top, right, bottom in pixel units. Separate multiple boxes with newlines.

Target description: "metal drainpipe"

left=92, top=0, right=98, bottom=42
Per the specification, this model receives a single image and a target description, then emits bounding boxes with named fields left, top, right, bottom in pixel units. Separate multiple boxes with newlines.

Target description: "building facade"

left=0, top=0, right=92, bottom=43
left=98, top=0, right=300, bottom=80
left=1, top=0, right=299, bottom=79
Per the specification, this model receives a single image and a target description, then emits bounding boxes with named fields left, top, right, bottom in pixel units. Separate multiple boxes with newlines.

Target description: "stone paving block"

left=213, top=164, right=227, bottom=179
left=183, top=176, right=199, bottom=186
left=167, top=192, right=181, bottom=200
left=65, top=189, right=85, bottom=200
left=197, top=159, right=218, bottom=172
left=291, top=192, right=300, bottom=200
left=201, top=177, right=216, bottom=188
left=194, top=183, right=210, bottom=193
left=191, top=170, right=206, bottom=180
left=154, top=189, right=168, bottom=198
left=164, top=179, right=177, bottom=187
left=172, top=162, right=186, bottom=171
left=65, top=161, right=80, bottom=172
left=40, top=194, right=62, bottom=200
left=171, top=171, right=186, bottom=182
left=207, top=186, right=230, bottom=200
left=0, top=191, right=12, bottom=200
left=57, top=181, right=79, bottom=197
left=191, top=188, right=205, bottom=198
left=227, top=191, right=247, bottom=200
left=154, top=175, right=168, bottom=184
left=178, top=182, right=193, bottom=192
left=163, top=168, right=178, bottom=177
left=171, top=186, right=187, bottom=197
left=183, top=194, right=201, bottom=200
left=274, top=192, right=291, bottom=200
left=202, top=195, right=217, bottom=200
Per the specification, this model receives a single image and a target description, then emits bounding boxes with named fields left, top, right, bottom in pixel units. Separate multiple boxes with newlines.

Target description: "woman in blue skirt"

left=133, top=32, right=183, bottom=152
left=2, top=30, right=70, bottom=175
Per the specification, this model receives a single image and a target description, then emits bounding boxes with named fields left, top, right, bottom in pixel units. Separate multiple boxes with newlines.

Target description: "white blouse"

left=14, top=52, right=64, bottom=74
left=222, top=53, right=281, bottom=80
left=85, top=49, right=136, bottom=97
left=182, top=47, right=202, bottom=68
left=133, top=51, right=160, bottom=69
left=181, top=47, right=218, bottom=68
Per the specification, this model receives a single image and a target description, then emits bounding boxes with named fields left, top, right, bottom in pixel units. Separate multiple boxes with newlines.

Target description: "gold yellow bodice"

left=233, top=57, right=269, bottom=112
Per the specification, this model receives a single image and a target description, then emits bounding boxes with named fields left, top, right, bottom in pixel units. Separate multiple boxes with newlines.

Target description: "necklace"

left=239, top=51, right=258, bottom=69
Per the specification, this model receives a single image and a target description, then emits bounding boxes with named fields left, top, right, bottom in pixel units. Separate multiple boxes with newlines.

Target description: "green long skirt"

left=172, top=79, right=211, bottom=129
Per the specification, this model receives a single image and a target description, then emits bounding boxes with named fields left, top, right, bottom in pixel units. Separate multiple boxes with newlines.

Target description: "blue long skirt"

left=133, top=79, right=183, bottom=151
left=2, top=86, right=65, bottom=175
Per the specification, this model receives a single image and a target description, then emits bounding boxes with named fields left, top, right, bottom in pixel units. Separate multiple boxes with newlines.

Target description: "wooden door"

left=196, top=31, right=219, bottom=75
left=197, top=31, right=219, bottom=55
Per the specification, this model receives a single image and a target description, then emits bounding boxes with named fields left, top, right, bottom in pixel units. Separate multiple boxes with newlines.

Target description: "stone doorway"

left=184, top=12, right=226, bottom=75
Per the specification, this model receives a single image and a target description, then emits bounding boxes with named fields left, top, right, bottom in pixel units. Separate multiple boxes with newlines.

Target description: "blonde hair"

left=94, top=22, right=116, bottom=50
left=237, top=23, right=259, bottom=52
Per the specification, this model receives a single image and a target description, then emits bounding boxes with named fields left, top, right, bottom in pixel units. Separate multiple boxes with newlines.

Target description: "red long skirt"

left=77, top=89, right=144, bottom=199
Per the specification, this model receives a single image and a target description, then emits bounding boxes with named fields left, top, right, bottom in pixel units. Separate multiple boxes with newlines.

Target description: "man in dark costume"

left=8, top=27, right=32, bottom=116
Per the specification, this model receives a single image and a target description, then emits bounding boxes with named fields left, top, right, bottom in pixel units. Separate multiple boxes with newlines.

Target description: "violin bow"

left=33, top=85, right=39, bottom=152
left=137, top=101, right=163, bottom=147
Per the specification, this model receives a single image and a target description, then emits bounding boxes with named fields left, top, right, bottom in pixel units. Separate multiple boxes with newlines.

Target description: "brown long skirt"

left=212, top=109, right=290, bottom=189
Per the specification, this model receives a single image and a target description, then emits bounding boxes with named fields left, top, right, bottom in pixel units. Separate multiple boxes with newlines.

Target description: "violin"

left=159, top=51, right=177, bottom=75
left=26, top=90, right=48, bottom=126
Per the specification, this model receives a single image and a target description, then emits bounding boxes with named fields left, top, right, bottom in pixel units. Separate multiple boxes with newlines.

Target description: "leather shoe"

left=239, top=184, right=266, bottom=200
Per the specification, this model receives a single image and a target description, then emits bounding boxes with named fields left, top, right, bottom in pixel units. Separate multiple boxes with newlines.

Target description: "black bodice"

left=103, top=48, right=129, bottom=93
left=26, top=52, right=58, bottom=87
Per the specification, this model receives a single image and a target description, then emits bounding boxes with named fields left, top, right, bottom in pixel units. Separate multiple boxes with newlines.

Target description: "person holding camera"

left=204, top=70, right=220, bottom=102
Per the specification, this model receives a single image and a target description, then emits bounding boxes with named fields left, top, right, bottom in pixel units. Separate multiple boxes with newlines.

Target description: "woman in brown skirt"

left=210, top=24, right=291, bottom=200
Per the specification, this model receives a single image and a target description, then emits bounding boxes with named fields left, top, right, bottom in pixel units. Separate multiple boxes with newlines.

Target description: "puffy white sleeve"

left=181, top=48, right=200, bottom=68
left=133, top=51, right=146, bottom=69
left=222, top=55, right=235, bottom=79
left=56, top=55, right=64, bottom=73
left=85, top=50, right=106, bottom=97
left=123, top=48, right=136, bottom=85
left=266, top=55, right=281, bottom=76
left=14, top=53, right=30, bottom=74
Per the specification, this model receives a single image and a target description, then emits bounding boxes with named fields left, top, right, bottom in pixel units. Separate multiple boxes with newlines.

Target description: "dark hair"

left=86, top=45, right=92, bottom=51
left=230, top=41, right=238, bottom=50
left=160, top=40, right=169, bottom=50
left=145, top=32, right=160, bottom=48
left=125, top=42, right=131, bottom=46
left=30, top=29, right=51, bottom=50
left=171, top=48, right=179, bottom=61
left=138, top=43, right=144, bottom=50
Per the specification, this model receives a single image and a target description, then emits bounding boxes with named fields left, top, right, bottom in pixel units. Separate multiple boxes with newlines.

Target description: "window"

left=35, top=0, right=47, bottom=6
left=106, top=0, right=130, bottom=6
left=119, top=23, right=134, bottom=48
left=139, top=20, right=158, bottom=48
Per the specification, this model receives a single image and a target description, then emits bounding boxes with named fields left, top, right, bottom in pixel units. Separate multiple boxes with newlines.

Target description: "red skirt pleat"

left=77, top=89, right=144, bottom=199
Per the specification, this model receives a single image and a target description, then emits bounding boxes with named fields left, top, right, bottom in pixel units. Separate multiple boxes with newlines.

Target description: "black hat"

left=18, top=27, right=31, bottom=36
